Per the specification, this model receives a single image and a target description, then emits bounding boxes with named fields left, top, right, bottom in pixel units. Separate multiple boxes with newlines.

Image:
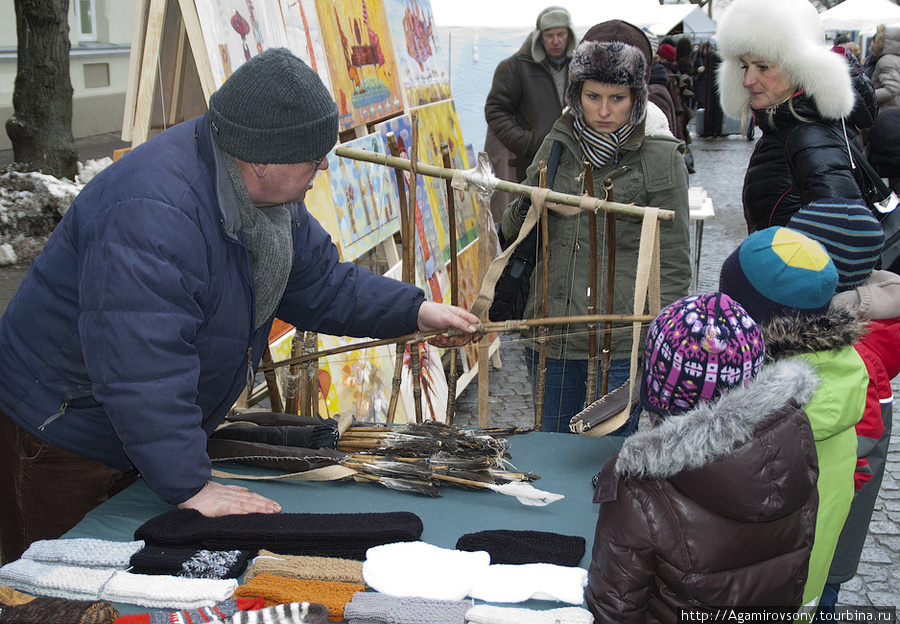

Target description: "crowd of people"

left=0, top=0, right=899, bottom=620
left=485, top=0, right=899, bottom=618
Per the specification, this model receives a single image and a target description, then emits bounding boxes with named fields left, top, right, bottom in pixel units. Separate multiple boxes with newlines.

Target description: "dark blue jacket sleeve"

left=277, top=204, right=425, bottom=339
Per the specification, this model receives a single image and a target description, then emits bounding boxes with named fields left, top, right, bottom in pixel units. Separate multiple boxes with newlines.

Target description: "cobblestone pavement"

left=453, top=134, right=900, bottom=611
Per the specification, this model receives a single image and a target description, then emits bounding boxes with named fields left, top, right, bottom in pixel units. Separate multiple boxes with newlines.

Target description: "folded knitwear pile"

left=0, top=511, right=596, bottom=623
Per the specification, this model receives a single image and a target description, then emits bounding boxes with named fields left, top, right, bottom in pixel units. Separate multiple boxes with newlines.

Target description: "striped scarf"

left=573, top=115, right=635, bottom=169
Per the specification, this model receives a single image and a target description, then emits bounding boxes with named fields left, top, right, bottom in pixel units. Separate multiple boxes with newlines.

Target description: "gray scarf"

left=221, top=153, right=293, bottom=331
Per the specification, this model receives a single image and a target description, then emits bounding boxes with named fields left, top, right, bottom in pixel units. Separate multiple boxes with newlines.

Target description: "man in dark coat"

left=484, top=6, right=577, bottom=189
left=0, top=48, right=480, bottom=564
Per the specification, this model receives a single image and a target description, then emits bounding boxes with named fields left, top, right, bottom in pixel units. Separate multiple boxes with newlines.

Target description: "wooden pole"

left=441, top=143, right=460, bottom=424
left=257, top=313, right=655, bottom=372
left=333, top=146, right=676, bottom=221
left=600, top=178, right=617, bottom=397
left=385, top=132, right=409, bottom=424
left=585, top=163, right=600, bottom=405
left=535, top=161, right=548, bottom=432
left=409, top=110, right=423, bottom=424
left=261, top=347, right=283, bottom=413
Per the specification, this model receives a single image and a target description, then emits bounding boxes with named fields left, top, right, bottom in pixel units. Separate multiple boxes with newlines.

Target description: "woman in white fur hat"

left=716, top=0, right=866, bottom=233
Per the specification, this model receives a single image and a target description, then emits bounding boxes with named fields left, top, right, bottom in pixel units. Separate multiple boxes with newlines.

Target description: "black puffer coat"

left=743, top=93, right=864, bottom=233
left=586, top=359, right=820, bottom=623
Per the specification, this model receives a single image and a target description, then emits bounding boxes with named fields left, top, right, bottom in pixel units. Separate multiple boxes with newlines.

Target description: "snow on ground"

left=0, top=158, right=112, bottom=266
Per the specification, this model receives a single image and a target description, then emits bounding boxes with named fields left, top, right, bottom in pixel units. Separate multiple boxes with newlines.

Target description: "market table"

left=63, top=431, right=624, bottom=617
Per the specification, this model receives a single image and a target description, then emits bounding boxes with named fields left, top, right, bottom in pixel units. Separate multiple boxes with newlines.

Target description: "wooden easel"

left=122, top=0, right=215, bottom=147
left=122, top=0, right=502, bottom=424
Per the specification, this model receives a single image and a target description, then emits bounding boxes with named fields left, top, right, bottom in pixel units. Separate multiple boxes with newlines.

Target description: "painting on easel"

left=313, top=0, right=404, bottom=131
left=382, top=0, right=451, bottom=108
left=413, top=100, right=480, bottom=262
left=194, top=0, right=290, bottom=84
left=373, top=115, right=448, bottom=305
left=277, top=0, right=333, bottom=93
left=327, top=132, right=401, bottom=262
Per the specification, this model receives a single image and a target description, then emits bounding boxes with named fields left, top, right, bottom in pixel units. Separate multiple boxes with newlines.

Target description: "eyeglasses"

left=312, top=155, right=327, bottom=167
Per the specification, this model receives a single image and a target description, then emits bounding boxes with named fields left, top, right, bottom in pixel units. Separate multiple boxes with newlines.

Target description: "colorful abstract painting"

left=327, top=133, right=401, bottom=261
left=277, top=0, right=333, bottom=93
left=302, top=162, right=343, bottom=259
left=382, top=0, right=451, bottom=108
left=313, top=0, right=404, bottom=131
left=194, top=0, right=291, bottom=85
left=375, top=103, right=479, bottom=296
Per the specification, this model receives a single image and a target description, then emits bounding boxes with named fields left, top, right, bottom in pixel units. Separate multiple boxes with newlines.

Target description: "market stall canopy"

left=820, top=0, right=900, bottom=32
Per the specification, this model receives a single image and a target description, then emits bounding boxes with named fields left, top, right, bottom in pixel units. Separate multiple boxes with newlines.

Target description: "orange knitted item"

left=232, top=574, right=363, bottom=622
left=0, top=585, right=35, bottom=606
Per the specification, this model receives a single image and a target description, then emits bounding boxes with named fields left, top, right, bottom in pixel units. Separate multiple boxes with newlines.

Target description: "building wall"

left=0, top=0, right=134, bottom=152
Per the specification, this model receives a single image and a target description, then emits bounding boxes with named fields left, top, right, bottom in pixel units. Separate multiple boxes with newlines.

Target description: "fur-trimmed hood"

left=762, top=305, right=866, bottom=362
left=616, top=358, right=818, bottom=481
left=715, top=0, right=855, bottom=121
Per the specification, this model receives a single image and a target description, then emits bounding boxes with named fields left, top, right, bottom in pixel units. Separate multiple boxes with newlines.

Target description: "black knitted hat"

left=455, top=529, right=586, bottom=567
left=208, top=48, right=339, bottom=164
left=129, top=545, right=252, bottom=579
left=134, top=508, right=423, bottom=561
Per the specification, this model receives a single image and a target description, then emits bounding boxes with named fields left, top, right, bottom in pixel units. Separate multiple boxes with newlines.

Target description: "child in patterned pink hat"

left=586, top=292, right=819, bottom=621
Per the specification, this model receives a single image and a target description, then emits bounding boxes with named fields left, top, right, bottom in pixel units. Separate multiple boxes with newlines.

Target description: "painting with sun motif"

left=313, top=0, right=404, bottom=131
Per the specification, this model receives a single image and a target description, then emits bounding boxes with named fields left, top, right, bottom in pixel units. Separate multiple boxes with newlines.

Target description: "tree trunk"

left=5, top=0, right=78, bottom=180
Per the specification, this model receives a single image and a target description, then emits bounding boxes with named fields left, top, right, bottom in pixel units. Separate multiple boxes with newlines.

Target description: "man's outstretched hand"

left=178, top=481, right=282, bottom=516
left=417, top=301, right=483, bottom=348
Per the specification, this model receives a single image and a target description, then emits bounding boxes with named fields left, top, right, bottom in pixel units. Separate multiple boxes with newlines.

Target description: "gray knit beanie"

left=208, top=48, right=339, bottom=164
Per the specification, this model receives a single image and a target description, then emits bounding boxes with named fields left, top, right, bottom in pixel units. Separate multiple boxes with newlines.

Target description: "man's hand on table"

left=178, top=480, right=282, bottom=516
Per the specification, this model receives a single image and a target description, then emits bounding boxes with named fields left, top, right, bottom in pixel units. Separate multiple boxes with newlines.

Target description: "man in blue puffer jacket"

left=0, top=48, right=480, bottom=563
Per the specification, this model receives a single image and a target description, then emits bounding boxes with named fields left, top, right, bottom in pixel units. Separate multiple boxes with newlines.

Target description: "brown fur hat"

left=566, top=39, right=649, bottom=126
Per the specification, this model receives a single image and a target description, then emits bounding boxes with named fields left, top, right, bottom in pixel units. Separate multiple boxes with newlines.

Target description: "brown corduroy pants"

left=0, top=409, right=136, bottom=564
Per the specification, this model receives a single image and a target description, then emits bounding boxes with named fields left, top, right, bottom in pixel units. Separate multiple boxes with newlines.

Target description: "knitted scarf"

left=573, top=115, right=635, bottom=169
left=221, top=150, right=293, bottom=331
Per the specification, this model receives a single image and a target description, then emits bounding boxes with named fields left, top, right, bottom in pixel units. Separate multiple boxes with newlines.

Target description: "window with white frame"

left=74, top=0, right=97, bottom=43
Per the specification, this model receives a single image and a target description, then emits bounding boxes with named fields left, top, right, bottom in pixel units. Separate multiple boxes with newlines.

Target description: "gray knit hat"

left=208, top=48, right=339, bottom=164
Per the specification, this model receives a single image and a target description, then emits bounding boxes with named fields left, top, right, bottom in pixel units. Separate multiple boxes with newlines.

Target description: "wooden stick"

left=585, top=162, right=600, bottom=405
left=385, top=132, right=409, bottom=424
left=284, top=331, right=302, bottom=415
left=409, top=110, right=423, bottom=424
left=601, top=178, right=617, bottom=397
left=535, top=160, right=548, bottom=432
left=441, top=143, right=460, bottom=424
left=304, top=331, right=319, bottom=418
left=261, top=347, right=283, bottom=413
left=333, top=146, right=676, bottom=221
left=257, top=313, right=653, bottom=372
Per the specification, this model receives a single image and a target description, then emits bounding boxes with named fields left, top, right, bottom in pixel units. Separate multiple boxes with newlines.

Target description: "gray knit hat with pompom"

left=209, top=48, right=339, bottom=164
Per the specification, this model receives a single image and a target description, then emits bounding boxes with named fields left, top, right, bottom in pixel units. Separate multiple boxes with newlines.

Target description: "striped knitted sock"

left=112, top=597, right=263, bottom=623
left=227, top=602, right=329, bottom=624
